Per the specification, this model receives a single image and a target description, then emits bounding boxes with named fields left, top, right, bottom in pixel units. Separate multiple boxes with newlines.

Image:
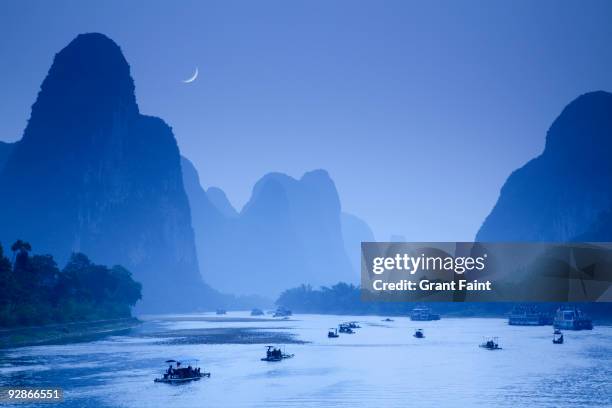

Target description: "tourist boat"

left=414, top=329, right=424, bottom=338
left=552, top=329, right=564, bottom=344
left=338, top=324, right=354, bottom=334
left=347, top=321, right=361, bottom=329
left=553, top=307, right=593, bottom=330
left=508, top=305, right=553, bottom=326
left=250, top=308, right=264, bottom=316
left=261, top=346, right=294, bottom=362
left=328, top=328, right=339, bottom=338
left=410, top=307, right=440, bottom=321
left=154, top=359, right=210, bottom=383
left=273, top=307, right=292, bottom=317
left=479, top=337, right=502, bottom=350
left=216, top=309, right=227, bottom=315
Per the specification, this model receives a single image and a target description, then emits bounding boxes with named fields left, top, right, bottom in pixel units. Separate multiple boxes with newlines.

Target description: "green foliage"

left=0, top=241, right=141, bottom=327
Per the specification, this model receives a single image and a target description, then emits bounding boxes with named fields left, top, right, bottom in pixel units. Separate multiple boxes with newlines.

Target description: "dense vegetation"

left=275, top=283, right=449, bottom=315
left=276, top=283, right=612, bottom=319
left=0, top=240, right=141, bottom=327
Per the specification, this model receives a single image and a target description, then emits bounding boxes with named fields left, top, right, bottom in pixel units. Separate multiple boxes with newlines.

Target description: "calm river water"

left=1, top=313, right=610, bottom=407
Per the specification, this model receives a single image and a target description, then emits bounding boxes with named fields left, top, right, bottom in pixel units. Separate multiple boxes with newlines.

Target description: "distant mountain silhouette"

left=341, top=212, right=375, bottom=273
left=181, top=158, right=356, bottom=297
left=0, top=33, right=209, bottom=312
left=207, top=187, right=238, bottom=218
left=477, top=91, right=612, bottom=241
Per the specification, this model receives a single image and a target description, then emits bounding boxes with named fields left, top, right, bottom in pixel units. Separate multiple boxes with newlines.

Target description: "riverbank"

left=0, top=317, right=141, bottom=348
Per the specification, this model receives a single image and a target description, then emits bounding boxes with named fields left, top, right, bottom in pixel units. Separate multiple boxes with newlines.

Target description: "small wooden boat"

left=154, top=359, right=210, bottom=384
left=338, top=324, right=354, bottom=334
left=479, top=337, right=502, bottom=350
left=328, top=328, right=339, bottom=338
left=261, top=346, right=294, bottom=362
left=273, top=307, right=292, bottom=317
left=251, top=308, right=264, bottom=316
left=552, top=329, right=564, bottom=344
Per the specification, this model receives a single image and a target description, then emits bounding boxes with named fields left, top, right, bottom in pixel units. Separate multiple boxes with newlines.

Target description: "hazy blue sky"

left=1, top=0, right=612, bottom=241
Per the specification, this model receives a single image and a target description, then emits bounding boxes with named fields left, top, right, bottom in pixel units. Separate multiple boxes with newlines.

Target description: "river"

left=1, top=313, right=610, bottom=407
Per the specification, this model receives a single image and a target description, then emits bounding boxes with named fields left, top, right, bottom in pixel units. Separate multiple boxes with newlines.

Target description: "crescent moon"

left=182, top=67, right=198, bottom=83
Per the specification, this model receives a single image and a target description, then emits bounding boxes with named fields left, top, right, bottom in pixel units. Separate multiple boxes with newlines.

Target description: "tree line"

left=275, top=282, right=612, bottom=318
left=0, top=240, right=141, bottom=327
